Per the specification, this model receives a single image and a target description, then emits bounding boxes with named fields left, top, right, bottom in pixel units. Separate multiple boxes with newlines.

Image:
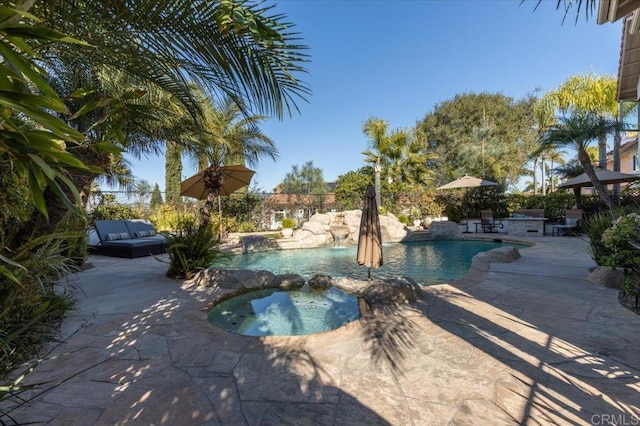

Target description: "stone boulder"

left=275, top=274, right=306, bottom=290
left=472, top=246, right=521, bottom=264
left=308, top=274, right=335, bottom=289
left=379, top=213, right=409, bottom=242
left=242, top=236, right=280, bottom=253
left=428, top=221, right=464, bottom=240
left=194, top=268, right=276, bottom=290
left=296, top=220, right=331, bottom=248
left=587, top=266, right=624, bottom=290
left=335, top=277, right=373, bottom=294
left=309, top=213, right=331, bottom=226
left=363, top=277, right=423, bottom=306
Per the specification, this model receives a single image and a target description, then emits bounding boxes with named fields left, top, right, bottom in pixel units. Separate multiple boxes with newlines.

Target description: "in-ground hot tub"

left=207, top=286, right=361, bottom=336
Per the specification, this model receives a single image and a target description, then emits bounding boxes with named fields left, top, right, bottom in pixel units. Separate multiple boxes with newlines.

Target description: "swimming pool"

left=217, top=240, right=524, bottom=285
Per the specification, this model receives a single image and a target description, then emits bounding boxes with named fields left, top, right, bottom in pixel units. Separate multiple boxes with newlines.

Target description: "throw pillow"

left=135, top=230, right=157, bottom=238
left=105, top=232, right=130, bottom=241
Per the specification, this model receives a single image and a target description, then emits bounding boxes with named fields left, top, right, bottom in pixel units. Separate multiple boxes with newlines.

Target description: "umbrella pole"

left=463, top=189, right=471, bottom=234
left=218, top=195, right=222, bottom=241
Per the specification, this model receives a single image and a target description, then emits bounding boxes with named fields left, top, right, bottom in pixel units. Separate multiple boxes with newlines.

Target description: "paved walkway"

left=5, top=236, right=640, bottom=425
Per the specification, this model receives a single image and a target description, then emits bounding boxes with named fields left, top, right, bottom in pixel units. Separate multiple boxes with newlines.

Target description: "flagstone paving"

left=4, top=235, right=640, bottom=425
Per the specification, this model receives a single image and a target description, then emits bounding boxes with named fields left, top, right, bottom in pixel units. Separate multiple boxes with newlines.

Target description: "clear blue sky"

left=125, top=0, right=622, bottom=193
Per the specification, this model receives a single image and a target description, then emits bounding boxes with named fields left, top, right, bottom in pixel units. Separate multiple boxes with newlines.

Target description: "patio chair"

left=477, top=209, right=503, bottom=233
left=551, top=209, right=583, bottom=236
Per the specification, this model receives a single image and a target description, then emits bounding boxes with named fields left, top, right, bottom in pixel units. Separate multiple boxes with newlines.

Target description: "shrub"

left=623, top=267, right=640, bottom=310
left=56, top=211, right=89, bottom=267
left=281, top=218, right=296, bottom=229
left=1, top=232, right=78, bottom=380
left=600, top=213, right=640, bottom=269
left=90, top=202, right=136, bottom=221
left=584, top=207, right=639, bottom=266
left=541, top=192, right=575, bottom=222
left=397, top=214, right=410, bottom=225
left=396, top=189, right=445, bottom=218
left=149, top=204, right=198, bottom=232
left=163, top=219, right=227, bottom=280
left=234, top=221, right=257, bottom=233
left=583, top=210, right=621, bottom=266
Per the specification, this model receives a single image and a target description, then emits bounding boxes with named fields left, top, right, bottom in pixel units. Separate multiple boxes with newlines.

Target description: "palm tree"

left=14, top=0, right=309, bottom=229
left=362, top=118, right=390, bottom=207
left=541, top=111, right=620, bottom=209
left=186, top=96, right=279, bottom=231
left=188, top=96, right=279, bottom=170
left=554, top=159, right=585, bottom=182
left=537, top=147, right=566, bottom=193
left=549, top=75, right=619, bottom=169
left=530, top=95, right=557, bottom=194
left=38, top=0, right=310, bottom=120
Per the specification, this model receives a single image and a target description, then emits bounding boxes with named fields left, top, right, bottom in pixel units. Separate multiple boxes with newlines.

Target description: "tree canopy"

left=416, top=92, right=538, bottom=189
left=279, top=161, right=328, bottom=194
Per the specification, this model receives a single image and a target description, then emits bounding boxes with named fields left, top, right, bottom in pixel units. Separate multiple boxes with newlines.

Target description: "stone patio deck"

left=4, top=235, right=639, bottom=425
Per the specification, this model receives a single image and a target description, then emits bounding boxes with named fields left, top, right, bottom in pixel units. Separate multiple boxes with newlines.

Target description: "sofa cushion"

left=565, top=217, right=578, bottom=226
left=105, top=232, right=131, bottom=241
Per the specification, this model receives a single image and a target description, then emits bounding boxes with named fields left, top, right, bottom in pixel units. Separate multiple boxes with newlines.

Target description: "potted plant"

left=280, top=218, right=296, bottom=237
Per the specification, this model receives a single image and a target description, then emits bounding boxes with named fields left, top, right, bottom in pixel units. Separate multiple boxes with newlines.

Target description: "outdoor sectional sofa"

left=93, top=220, right=168, bottom=258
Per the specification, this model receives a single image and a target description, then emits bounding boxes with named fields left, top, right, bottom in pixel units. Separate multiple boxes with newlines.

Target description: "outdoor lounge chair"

left=551, top=209, right=582, bottom=236
left=477, top=209, right=503, bottom=233
left=125, top=220, right=168, bottom=247
left=93, top=220, right=166, bottom=258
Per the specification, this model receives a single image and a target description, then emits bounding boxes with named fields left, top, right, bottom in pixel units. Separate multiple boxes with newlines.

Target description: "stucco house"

left=605, top=136, right=639, bottom=175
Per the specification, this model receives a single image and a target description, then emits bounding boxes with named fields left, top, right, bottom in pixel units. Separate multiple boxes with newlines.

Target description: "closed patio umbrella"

left=357, top=185, right=383, bottom=280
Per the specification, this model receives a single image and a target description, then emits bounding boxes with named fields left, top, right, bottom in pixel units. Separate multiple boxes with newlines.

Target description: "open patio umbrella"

left=357, top=184, right=383, bottom=280
left=180, top=164, right=255, bottom=199
left=557, top=168, right=640, bottom=189
left=436, top=175, right=498, bottom=233
left=180, top=164, right=255, bottom=236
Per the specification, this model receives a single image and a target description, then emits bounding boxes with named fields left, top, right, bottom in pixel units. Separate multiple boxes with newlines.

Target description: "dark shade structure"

left=357, top=184, right=383, bottom=280
left=180, top=164, right=255, bottom=199
left=557, top=168, right=640, bottom=189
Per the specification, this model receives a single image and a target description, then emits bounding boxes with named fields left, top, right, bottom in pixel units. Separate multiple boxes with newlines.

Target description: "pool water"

left=218, top=240, right=523, bottom=285
left=207, top=286, right=360, bottom=336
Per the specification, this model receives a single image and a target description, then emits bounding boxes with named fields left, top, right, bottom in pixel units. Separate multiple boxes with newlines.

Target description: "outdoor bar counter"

left=506, top=217, right=546, bottom=236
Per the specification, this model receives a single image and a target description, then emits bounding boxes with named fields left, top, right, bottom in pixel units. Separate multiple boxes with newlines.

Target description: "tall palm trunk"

left=165, top=140, right=183, bottom=204
left=198, top=165, right=224, bottom=232
left=374, top=160, right=381, bottom=208
left=541, top=159, right=546, bottom=195
left=598, top=134, right=607, bottom=170
left=573, top=187, right=583, bottom=209
left=550, top=158, right=555, bottom=192
left=200, top=192, right=216, bottom=231
left=578, top=149, right=616, bottom=209
left=613, top=126, right=622, bottom=204
left=532, top=157, right=538, bottom=194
